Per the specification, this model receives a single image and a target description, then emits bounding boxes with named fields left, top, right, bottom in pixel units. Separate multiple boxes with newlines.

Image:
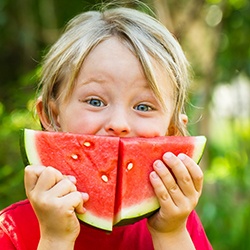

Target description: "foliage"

left=197, top=118, right=250, bottom=249
left=0, top=98, right=40, bottom=208
left=0, top=0, right=250, bottom=249
left=216, top=0, right=250, bottom=82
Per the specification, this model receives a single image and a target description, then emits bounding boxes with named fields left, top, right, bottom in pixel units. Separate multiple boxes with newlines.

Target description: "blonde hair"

left=38, top=5, right=190, bottom=135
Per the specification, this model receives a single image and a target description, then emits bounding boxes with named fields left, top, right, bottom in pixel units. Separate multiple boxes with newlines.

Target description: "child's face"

left=48, top=37, right=176, bottom=137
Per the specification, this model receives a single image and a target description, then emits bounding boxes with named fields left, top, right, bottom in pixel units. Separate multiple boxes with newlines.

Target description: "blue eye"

left=135, top=104, right=152, bottom=112
left=87, top=98, right=104, bottom=107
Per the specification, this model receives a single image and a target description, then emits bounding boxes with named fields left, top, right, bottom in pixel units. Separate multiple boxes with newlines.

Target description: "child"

left=0, top=4, right=212, bottom=250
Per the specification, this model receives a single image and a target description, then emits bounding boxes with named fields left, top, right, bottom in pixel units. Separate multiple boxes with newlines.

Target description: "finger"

left=149, top=170, right=172, bottom=205
left=177, top=154, right=203, bottom=194
left=48, top=177, right=77, bottom=198
left=34, top=166, right=65, bottom=191
left=150, top=160, right=181, bottom=207
left=24, top=165, right=46, bottom=194
left=60, top=191, right=89, bottom=214
left=162, top=152, right=196, bottom=197
left=67, top=175, right=77, bottom=184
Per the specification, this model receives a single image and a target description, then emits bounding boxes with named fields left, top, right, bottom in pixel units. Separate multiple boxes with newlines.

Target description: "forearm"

left=149, top=227, right=195, bottom=250
left=37, top=237, right=75, bottom=250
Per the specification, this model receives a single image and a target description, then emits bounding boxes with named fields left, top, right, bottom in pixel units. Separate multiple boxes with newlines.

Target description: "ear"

left=180, top=114, right=188, bottom=126
left=167, top=114, right=188, bottom=136
left=36, top=97, right=61, bottom=131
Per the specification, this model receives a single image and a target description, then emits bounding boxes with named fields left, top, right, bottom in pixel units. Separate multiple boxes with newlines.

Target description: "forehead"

left=77, top=37, right=144, bottom=82
left=80, top=37, right=173, bottom=97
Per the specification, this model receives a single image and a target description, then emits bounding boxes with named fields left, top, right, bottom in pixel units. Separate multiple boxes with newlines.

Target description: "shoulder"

left=187, top=210, right=213, bottom=250
left=0, top=200, right=39, bottom=249
left=187, top=210, right=208, bottom=234
left=0, top=199, right=38, bottom=231
left=0, top=199, right=35, bottom=221
left=1, top=199, right=31, bottom=214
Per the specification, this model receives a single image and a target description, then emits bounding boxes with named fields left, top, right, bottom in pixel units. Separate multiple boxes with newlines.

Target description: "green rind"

left=19, top=129, right=29, bottom=166
left=20, top=129, right=30, bottom=166
left=114, top=196, right=159, bottom=226
left=20, top=129, right=42, bottom=166
left=77, top=211, right=113, bottom=231
left=193, top=136, right=207, bottom=164
left=114, top=210, right=157, bottom=227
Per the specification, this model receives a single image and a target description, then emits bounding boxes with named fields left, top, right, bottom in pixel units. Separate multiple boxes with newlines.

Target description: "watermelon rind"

left=19, top=129, right=29, bottom=166
left=21, top=129, right=42, bottom=166
left=114, top=196, right=159, bottom=226
left=191, top=136, right=207, bottom=163
left=77, top=212, right=113, bottom=231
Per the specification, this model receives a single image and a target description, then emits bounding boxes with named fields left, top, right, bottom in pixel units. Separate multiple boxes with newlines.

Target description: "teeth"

left=127, top=162, right=133, bottom=171
left=83, top=141, right=91, bottom=147
left=71, top=154, right=78, bottom=160
left=101, top=175, right=108, bottom=183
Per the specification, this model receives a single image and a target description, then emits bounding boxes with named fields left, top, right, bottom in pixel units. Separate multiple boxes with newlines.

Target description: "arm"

left=37, top=237, right=75, bottom=250
left=148, top=226, right=195, bottom=250
left=24, top=165, right=89, bottom=250
left=147, top=152, right=203, bottom=250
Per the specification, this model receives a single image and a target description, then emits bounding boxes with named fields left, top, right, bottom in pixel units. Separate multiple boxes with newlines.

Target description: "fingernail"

left=150, top=171, right=158, bottom=179
left=164, top=152, right=173, bottom=159
left=178, top=153, right=186, bottom=160
left=154, top=160, right=163, bottom=169
left=67, top=175, right=76, bottom=183
left=81, top=192, right=89, bottom=200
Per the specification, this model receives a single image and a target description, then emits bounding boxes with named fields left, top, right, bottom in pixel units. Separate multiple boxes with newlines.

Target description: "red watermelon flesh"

left=21, top=129, right=206, bottom=231
left=114, top=136, right=206, bottom=225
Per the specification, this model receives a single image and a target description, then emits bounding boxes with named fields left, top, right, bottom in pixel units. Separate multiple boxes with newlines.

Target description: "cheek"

left=59, top=112, right=104, bottom=134
left=57, top=106, right=80, bottom=132
left=59, top=116, right=90, bottom=134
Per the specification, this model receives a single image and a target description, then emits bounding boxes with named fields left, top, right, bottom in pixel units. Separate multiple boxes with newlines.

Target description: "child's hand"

left=24, top=165, right=89, bottom=247
left=147, top=152, right=203, bottom=235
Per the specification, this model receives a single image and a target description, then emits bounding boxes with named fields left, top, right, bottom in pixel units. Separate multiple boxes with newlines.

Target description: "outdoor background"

left=0, top=0, right=249, bottom=249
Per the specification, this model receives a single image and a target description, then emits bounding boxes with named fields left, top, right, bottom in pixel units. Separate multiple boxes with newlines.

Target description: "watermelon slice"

left=20, top=129, right=206, bottom=231
left=21, top=129, right=120, bottom=231
left=114, top=136, right=206, bottom=226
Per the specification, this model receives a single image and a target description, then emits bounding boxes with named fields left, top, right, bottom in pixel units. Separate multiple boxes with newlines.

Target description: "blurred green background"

left=0, top=0, right=249, bottom=249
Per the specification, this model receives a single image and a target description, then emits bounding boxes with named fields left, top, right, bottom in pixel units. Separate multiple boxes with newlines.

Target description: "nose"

left=104, top=109, right=131, bottom=137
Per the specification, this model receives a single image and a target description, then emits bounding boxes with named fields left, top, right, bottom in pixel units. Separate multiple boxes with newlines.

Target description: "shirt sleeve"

left=0, top=226, right=16, bottom=250
left=187, top=210, right=213, bottom=250
left=0, top=200, right=40, bottom=250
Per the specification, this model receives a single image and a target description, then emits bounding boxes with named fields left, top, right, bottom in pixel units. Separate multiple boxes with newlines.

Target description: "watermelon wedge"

left=20, top=129, right=206, bottom=231
left=21, top=129, right=119, bottom=231
left=114, top=136, right=206, bottom=226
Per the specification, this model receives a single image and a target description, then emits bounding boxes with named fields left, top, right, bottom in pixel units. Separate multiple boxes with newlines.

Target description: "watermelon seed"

left=101, top=175, right=108, bottom=183
left=127, top=162, right=133, bottom=171
left=83, top=141, right=91, bottom=147
left=71, top=154, right=78, bottom=160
